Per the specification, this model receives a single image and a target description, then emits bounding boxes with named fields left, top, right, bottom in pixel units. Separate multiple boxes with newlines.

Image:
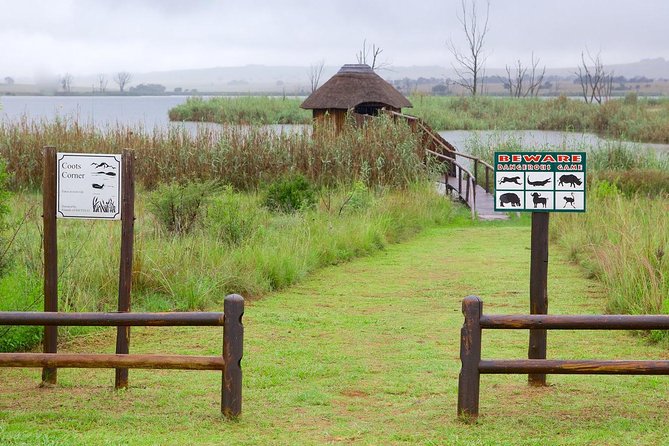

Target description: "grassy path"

left=2, top=224, right=669, bottom=445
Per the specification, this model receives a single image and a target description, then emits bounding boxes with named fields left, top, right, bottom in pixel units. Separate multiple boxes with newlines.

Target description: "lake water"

left=2, top=95, right=668, bottom=153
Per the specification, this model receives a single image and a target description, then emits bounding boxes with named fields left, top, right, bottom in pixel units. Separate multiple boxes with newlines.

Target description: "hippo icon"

left=558, top=174, right=582, bottom=188
left=499, top=192, right=521, bottom=207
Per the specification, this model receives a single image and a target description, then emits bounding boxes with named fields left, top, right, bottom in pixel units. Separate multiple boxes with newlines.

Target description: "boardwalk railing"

left=388, top=111, right=495, bottom=195
left=458, top=295, right=669, bottom=421
left=386, top=110, right=496, bottom=219
left=427, top=148, right=477, bottom=218
left=0, top=294, right=244, bottom=418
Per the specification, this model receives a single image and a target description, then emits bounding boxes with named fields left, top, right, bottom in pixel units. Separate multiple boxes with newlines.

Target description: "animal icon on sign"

left=527, top=176, right=551, bottom=186
left=530, top=192, right=547, bottom=208
left=498, top=176, right=522, bottom=185
left=91, top=162, right=116, bottom=170
left=558, top=174, right=582, bottom=188
left=563, top=193, right=576, bottom=208
left=499, top=193, right=521, bottom=207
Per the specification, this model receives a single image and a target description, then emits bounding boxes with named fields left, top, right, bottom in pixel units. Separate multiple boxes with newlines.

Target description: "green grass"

left=2, top=222, right=669, bottom=444
left=409, top=95, right=669, bottom=144
left=168, top=94, right=669, bottom=144
left=0, top=182, right=457, bottom=352
left=168, top=96, right=311, bottom=125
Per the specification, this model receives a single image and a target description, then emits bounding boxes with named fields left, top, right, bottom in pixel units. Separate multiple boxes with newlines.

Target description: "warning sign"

left=57, top=153, right=122, bottom=220
left=494, top=152, right=586, bottom=212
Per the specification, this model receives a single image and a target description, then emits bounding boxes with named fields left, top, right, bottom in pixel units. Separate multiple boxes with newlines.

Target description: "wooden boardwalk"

left=436, top=175, right=508, bottom=221
left=390, top=111, right=509, bottom=221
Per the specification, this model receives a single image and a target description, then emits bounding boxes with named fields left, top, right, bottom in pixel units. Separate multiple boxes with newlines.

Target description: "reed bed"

left=168, top=96, right=310, bottom=125
left=409, top=95, right=669, bottom=144
left=0, top=115, right=427, bottom=190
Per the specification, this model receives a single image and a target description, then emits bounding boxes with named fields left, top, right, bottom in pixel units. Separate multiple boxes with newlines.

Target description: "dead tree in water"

left=447, top=0, right=490, bottom=96
left=308, top=60, right=325, bottom=93
left=576, top=50, right=613, bottom=104
left=356, top=39, right=389, bottom=71
left=505, top=53, right=545, bottom=97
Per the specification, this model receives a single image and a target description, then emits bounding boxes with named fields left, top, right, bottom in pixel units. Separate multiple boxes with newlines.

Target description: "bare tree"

left=60, top=73, right=73, bottom=93
left=98, top=74, right=108, bottom=93
left=446, top=0, right=490, bottom=96
left=308, top=60, right=325, bottom=93
left=576, top=50, right=613, bottom=104
left=356, top=39, right=389, bottom=71
left=505, top=53, right=546, bottom=97
left=114, top=71, right=132, bottom=93
left=3, top=76, right=14, bottom=86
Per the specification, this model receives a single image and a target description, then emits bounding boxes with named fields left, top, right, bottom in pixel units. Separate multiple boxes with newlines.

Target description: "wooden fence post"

left=222, top=294, right=244, bottom=418
left=42, top=146, right=58, bottom=385
left=115, top=149, right=135, bottom=389
left=458, top=295, right=482, bottom=421
left=529, top=212, right=549, bottom=386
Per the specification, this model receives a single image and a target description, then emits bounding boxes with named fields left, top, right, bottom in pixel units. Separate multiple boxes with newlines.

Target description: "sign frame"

left=494, top=151, right=587, bottom=213
left=56, top=152, right=122, bottom=220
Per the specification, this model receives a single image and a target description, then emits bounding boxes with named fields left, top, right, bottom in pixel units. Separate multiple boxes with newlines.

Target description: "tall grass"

left=0, top=183, right=457, bottom=351
left=168, top=96, right=311, bottom=125
left=0, top=115, right=427, bottom=190
left=409, top=95, right=669, bottom=144
left=552, top=191, right=668, bottom=336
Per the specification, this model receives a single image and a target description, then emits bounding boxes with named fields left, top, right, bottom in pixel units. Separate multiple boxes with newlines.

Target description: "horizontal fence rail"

left=457, top=295, right=669, bottom=421
left=480, top=314, right=669, bottom=330
left=0, top=353, right=226, bottom=370
left=0, top=294, right=244, bottom=418
left=0, top=311, right=225, bottom=326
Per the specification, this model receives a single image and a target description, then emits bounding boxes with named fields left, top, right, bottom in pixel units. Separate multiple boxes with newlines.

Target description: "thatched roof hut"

left=301, top=64, right=412, bottom=130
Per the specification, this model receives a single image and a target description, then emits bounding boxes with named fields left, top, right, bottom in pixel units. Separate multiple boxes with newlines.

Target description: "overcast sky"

left=2, top=0, right=667, bottom=80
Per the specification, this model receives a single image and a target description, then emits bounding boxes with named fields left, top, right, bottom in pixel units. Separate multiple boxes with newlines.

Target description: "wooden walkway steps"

left=389, top=111, right=508, bottom=221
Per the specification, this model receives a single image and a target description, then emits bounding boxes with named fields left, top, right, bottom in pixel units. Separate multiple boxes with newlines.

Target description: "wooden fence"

left=0, top=294, right=244, bottom=418
left=458, top=295, right=669, bottom=421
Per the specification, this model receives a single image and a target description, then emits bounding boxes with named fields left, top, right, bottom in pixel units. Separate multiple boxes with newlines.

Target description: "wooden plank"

left=222, top=294, right=244, bottom=418
left=480, top=359, right=669, bottom=375
left=0, top=312, right=225, bottom=326
left=42, top=146, right=58, bottom=385
left=457, top=296, right=482, bottom=421
left=528, top=212, right=549, bottom=386
left=480, top=314, right=669, bottom=330
left=116, top=149, right=135, bottom=389
left=0, top=353, right=224, bottom=370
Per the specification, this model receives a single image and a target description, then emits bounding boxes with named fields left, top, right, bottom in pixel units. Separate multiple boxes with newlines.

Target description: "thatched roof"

left=301, top=64, right=412, bottom=110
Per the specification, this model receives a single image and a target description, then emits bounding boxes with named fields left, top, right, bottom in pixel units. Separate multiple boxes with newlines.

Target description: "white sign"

left=57, top=153, right=122, bottom=220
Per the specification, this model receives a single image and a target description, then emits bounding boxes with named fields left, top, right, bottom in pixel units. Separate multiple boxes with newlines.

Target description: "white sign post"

left=57, top=153, right=122, bottom=220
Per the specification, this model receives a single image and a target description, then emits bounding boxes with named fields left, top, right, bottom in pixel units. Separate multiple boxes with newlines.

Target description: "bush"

left=147, top=181, right=216, bottom=234
left=207, top=187, right=265, bottom=245
left=264, top=174, right=316, bottom=213
left=0, top=267, right=43, bottom=352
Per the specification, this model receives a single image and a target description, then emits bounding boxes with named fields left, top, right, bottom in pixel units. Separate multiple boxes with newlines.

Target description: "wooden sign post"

left=494, top=151, right=586, bottom=386
left=42, top=147, right=58, bottom=385
left=42, top=148, right=134, bottom=388
left=528, top=212, right=549, bottom=386
left=115, top=149, right=134, bottom=389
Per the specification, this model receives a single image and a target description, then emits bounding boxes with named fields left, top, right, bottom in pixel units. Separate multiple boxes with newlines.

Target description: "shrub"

left=147, top=181, right=216, bottom=234
left=207, top=187, right=265, bottom=245
left=264, top=174, right=316, bottom=213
